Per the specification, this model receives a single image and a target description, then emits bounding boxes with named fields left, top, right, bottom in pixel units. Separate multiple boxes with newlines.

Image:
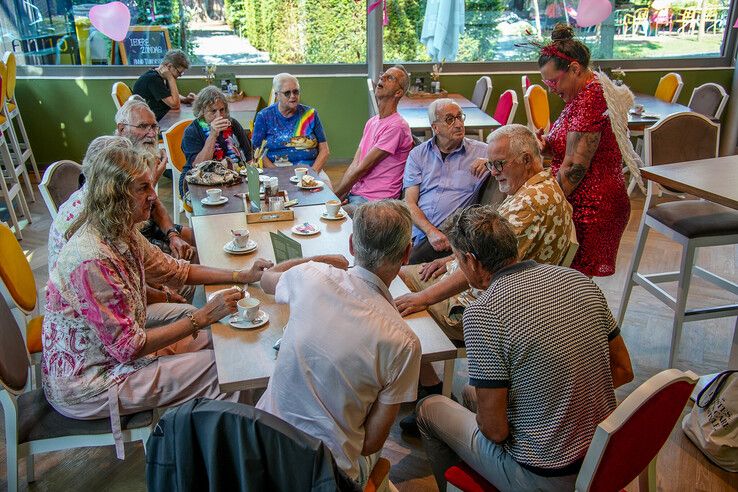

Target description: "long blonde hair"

left=67, top=136, right=150, bottom=242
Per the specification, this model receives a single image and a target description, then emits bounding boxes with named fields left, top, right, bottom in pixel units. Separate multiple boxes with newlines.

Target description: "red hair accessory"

left=540, top=44, right=577, bottom=64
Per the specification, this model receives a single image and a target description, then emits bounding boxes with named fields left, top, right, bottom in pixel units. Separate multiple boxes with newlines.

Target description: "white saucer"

left=228, top=311, right=269, bottom=329
left=289, top=176, right=303, bottom=183
left=201, top=196, right=228, bottom=206
left=291, top=223, right=320, bottom=236
left=239, top=168, right=264, bottom=176
left=223, top=239, right=257, bottom=254
left=321, top=210, right=347, bottom=221
left=298, top=179, right=324, bottom=190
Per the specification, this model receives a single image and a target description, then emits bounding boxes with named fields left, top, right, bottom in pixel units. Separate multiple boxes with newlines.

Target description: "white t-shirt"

left=257, top=263, right=421, bottom=479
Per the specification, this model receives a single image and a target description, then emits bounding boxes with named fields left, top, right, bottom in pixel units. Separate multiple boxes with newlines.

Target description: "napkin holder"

left=244, top=191, right=295, bottom=223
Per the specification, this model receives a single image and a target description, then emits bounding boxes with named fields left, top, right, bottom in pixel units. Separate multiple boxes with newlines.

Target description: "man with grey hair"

left=334, top=66, right=414, bottom=205
left=417, top=206, right=633, bottom=491
left=257, top=200, right=421, bottom=487
left=403, top=98, right=489, bottom=264
left=396, top=124, right=574, bottom=435
left=133, top=49, right=197, bottom=121
left=114, top=98, right=197, bottom=263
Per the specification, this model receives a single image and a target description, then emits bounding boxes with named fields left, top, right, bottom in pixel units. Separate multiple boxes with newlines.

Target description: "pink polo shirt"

left=351, top=112, right=413, bottom=200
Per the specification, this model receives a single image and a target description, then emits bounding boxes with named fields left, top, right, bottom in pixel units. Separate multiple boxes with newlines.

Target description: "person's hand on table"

left=395, top=291, right=429, bottom=317
left=198, top=287, right=243, bottom=325
left=238, top=258, right=275, bottom=283
left=316, top=254, right=350, bottom=270
left=183, top=92, right=197, bottom=104
left=169, top=235, right=195, bottom=261
left=209, top=116, right=231, bottom=136
left=419, top=257, right=448, bottom=281
left=470, top=157, right=489, bottom=178
left=427, top=229, right=450, bottom=252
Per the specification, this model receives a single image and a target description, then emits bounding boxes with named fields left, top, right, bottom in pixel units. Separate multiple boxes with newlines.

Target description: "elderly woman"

left=43, top=136, right=272, bottom=426
left=251, top=73, right=331, bottom=182
left=537, top=24, right=638, bottom=277
left=180, top=86, right=253, bottom=197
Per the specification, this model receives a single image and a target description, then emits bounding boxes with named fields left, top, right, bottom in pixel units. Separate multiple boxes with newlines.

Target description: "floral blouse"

left=42, top=224, right=190, bottom=407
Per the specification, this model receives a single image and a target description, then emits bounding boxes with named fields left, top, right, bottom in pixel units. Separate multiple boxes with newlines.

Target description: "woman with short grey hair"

left=252, top=72, right=331, bottom=184
left=179, top=85, right=253, bottom=197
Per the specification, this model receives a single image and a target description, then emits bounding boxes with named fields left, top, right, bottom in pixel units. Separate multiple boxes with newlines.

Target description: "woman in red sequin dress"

left=537, top=25, right=632, bottom=277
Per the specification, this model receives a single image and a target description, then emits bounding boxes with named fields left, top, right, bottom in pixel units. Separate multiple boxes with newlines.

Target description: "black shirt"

left=133, top=69, right=171, bottom=121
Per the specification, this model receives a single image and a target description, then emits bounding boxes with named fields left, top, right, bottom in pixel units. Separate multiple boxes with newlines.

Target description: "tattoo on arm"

left=562, top=131, right=600, bottom=188
left=565, top=163, right=587, bottom=187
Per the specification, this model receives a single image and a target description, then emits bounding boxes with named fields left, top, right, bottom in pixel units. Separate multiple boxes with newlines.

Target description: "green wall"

left=16, top=68, right=733, bottom=168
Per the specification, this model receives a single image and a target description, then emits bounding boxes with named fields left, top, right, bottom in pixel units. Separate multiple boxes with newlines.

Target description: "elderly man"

left=334, top=66, right=414, bottom=205
left=404, top=98, right=489, bottom=264
left=133, top=49, right=197, bottom=121
left=257, top=200, right=421, bottom=487
left=417, top=207, right=633, bottom=491
left=396, top=124, right=574, bottom=434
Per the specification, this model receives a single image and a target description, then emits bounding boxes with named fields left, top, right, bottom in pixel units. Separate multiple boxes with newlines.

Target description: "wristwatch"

left=165, top=227, right=180, bottom=238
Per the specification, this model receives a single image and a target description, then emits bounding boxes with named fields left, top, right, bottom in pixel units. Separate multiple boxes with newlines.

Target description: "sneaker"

left=400, top=412, right=420, bottom=437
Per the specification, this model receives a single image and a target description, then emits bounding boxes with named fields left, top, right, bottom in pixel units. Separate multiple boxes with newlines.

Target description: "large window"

left=383, top=0, right=731, bottom=63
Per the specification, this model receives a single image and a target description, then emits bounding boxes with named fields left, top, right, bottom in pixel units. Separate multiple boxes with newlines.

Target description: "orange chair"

left=523, top=84, right=550, bottom=134
left=0, top=222, right=42, bottom=386
left=654, top=72, right=683, bottom=103
left=446, top=369, right=698, bottom=492
left=111, top=81, right=133, bottom=109
left=162, top=118, right=194, bottom=218
left=2, top=52, right=40, bottom=182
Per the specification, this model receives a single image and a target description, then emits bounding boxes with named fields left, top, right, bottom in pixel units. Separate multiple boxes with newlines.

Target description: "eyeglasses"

left=379, top=72, right=398, bottom=83
left=124, top=123, right=159, bottom=133
left=439, top=112, right=466, bottom=126
left=542, top=66, right=570, bottom=90
left=485, top=159, right=508, bottom=173
left=279, top=89, right=300, bottom=97
left=171, top=66, right=184, bottom=77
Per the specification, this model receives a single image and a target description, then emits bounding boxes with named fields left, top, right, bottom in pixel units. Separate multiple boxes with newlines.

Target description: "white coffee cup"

left=294, top=167, right=308, bottom=180
left=325, top=199, right=341, bottom=218
left=206, top=188, right=222, bottom=202
left=237, top=297, right=261, bottom=322
left=231, top=228, right=250, bottom=248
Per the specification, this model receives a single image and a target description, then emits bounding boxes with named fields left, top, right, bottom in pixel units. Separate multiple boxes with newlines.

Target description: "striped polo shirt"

left=463, top=260, right=619, bottom=475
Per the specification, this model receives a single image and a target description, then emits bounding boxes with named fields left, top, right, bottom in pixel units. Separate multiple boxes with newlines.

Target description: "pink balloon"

left=576, top=0, right=613, bottom=27
left=89, top=2, right=131, bottom=42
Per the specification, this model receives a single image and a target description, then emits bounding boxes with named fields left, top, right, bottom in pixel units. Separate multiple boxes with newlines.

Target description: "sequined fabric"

left=548, top=77, right=630, bottom=277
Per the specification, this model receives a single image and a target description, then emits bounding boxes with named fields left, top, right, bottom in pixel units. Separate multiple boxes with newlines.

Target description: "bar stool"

left=617, top=112, right=738, bottom=368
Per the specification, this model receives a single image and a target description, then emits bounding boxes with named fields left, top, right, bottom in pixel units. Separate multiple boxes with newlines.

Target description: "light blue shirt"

left=403, top=137, right=489, bottom=244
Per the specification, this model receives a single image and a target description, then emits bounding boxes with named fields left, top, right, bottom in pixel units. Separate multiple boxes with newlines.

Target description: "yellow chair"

left=523, top=84, right=550, bottom=134
left=112, top=81, right=133, bottom=110
left=654, top=72, right=683, bottom=103
left=2, top=52, right=40, bottom=182
left=162, top=118, right=194, bottom=218
left=0, top=222, right=42, bottom=385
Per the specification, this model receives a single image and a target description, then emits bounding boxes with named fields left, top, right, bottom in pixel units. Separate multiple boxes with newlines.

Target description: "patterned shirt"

left=48, top=186, right=87, bottom=275
left=251, top=103, right=326, bottom=165
left=42, top=224, right=190, bottom=407
left=449, top=169, right=573, bottom=307
left=464, top=261, right=619, bottom=472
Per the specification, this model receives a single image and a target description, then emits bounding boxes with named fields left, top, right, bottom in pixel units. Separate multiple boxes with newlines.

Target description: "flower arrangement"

left=610, top=68, right=626, bottom=86
left=431, top=59, right=445, bottom=81
left=204, top=64, right=217, bottom=86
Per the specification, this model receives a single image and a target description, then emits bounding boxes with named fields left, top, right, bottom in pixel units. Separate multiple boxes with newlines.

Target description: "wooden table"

left=189, top=166, right=338, bottom=216
left=159, top=96, right=262, bottom=133
left=629, top=94, right=692, bottom=128
left=397, top=93, right=501, bottom=133
left=192, top=208, right=458, bottom=393
left=640, top=157, right=738, bottom=368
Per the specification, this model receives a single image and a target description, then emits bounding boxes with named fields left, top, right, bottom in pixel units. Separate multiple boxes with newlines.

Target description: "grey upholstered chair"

left=39, top=159, right=82, bottom=219
left=688, top=82, right=729, bottom=120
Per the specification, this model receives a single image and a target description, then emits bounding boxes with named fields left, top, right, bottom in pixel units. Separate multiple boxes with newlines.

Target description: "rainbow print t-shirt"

left=251, top=103, right=327, bottom=165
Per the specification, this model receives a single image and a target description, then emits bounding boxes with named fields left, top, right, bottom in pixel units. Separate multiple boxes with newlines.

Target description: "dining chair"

left=471, top=76, right=493, bottom=113
left=492, top=89, right=518, bottom=127
left=0, top=295, right=154, bottom=492
left=2, top=52, right=40, bottom=182
left=367, top=78, right=379, bottom=117
left=445, top=369, right=699, bottom=492
left=520, top=75, right=530, bottom=96
left=617, top=111, right=738, bottom=368
left=162, top=118, right=194, bottom=220
left=38, top=160, right=82, bottom=219
left=688, top=82, right=729, bottom=120
left=111, top=81, right=133, bottom=110
left=523, top=84, right=550, bottom=134
left=654, top=72, right=683, bottom=104
left=0, top=221, right=43, bottom=387
left=0, top=59, right=35, bottom=202
left=0, top=94, right=32, bottom=240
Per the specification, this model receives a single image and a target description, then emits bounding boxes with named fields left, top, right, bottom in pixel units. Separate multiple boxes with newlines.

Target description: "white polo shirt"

left=257, top=262, right=421, bottom=479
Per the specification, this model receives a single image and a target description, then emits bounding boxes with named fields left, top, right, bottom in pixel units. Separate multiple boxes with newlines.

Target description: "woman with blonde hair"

left=43, top=136, right=271, bottom=435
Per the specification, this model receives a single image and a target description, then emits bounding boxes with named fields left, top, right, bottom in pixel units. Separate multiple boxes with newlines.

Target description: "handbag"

left=184, top=159, right=242, bottom=187
left=682, top=370, right=738, bottom=472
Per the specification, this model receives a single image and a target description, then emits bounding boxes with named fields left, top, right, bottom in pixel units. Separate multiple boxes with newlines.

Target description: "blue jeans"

left=346, top=193, right=369, bottom=206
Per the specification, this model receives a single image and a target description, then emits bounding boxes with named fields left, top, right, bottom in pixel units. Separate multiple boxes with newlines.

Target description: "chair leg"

left=4, top=124, right=34, bottom=202
left=442, top=359, right=454, bottom=398
left=14, top=112, right=40, bottom=181
left=669, top=241, right=696, bottom=368
left=637, top=457, right=657, bottom=492
left=730, top=316, right=738, bottom=368
left=617, top=221, right=651, bottom=327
